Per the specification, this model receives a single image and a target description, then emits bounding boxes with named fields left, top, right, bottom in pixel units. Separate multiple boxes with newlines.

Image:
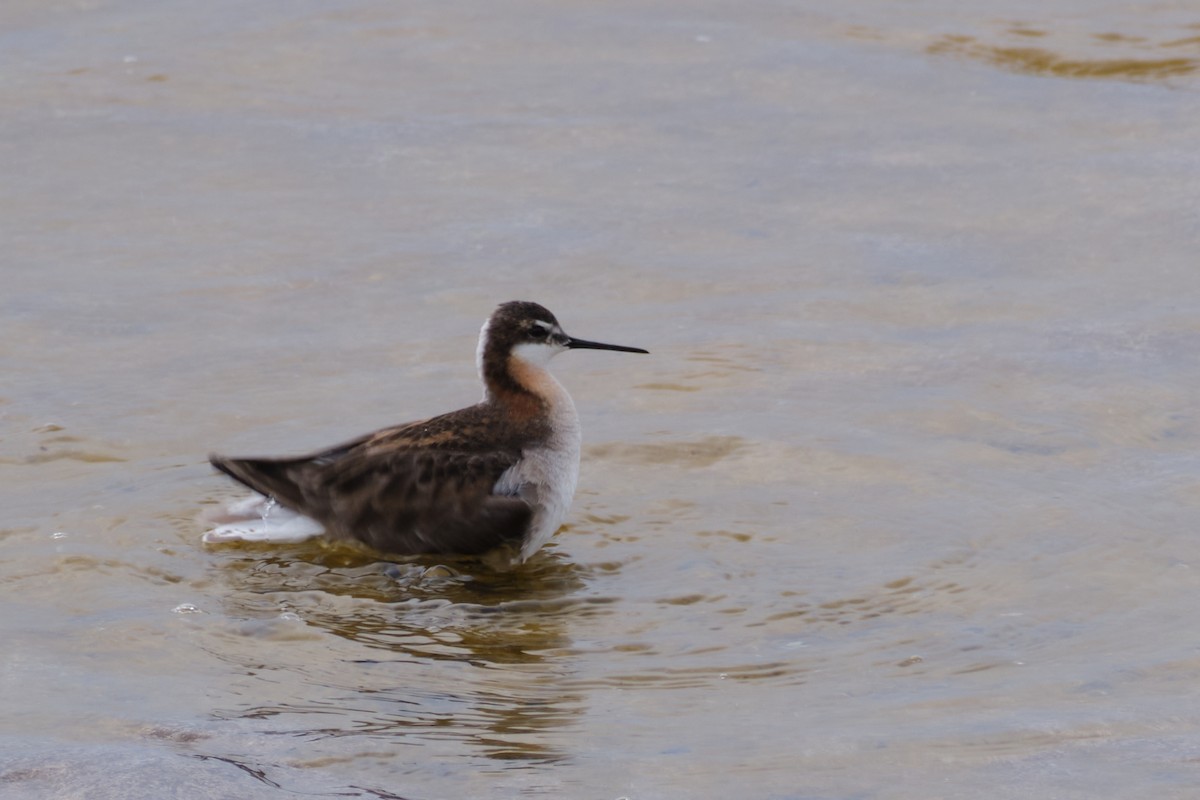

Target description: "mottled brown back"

left=209, top=400, right=550, bottom=556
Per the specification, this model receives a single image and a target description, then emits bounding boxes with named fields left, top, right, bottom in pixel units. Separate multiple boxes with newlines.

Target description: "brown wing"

left=210, top=438, right=531, bottom=556
left=210, top=403, right=550, bottom=556
left=318, top=446, right=530, bottom=554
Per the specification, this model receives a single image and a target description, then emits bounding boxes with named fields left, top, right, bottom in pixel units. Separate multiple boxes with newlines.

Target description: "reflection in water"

left=926, top=22, right=1200, bottom=83
left=587, top=435, right=747, bottom=469
left=192, top=754, right=283, bottom=791
left=205, top=544, right=597, bottom=765
left=929, top=35, right=1198, bottom=81
left=0, top=424, right=128, bottom=466
left=549, top=551, right=989, bottom=691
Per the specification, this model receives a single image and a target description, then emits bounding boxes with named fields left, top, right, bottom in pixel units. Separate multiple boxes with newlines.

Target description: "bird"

left=204, top=300, right=648, bottom=564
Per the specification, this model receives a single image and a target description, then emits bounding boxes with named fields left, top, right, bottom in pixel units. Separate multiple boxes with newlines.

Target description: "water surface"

left=3, top=1, right=1200, bottom=798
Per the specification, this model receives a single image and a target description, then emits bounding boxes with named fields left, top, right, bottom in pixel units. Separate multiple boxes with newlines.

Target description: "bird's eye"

left=529, top=324, right=549, bottom=339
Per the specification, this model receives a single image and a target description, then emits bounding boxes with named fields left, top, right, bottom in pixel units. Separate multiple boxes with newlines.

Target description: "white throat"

left=510, top=341, right=566, bottom=368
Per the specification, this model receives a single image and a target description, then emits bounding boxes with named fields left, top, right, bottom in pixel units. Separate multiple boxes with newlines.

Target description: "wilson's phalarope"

left=205, top=300, right=648, bottom=563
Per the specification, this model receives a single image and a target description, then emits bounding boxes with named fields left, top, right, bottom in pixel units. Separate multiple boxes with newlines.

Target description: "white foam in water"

left=202, top=494, right=326, bottom=544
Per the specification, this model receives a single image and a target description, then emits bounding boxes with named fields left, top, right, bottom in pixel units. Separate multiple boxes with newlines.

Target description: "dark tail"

left=209, top=454, right=313, bottom=511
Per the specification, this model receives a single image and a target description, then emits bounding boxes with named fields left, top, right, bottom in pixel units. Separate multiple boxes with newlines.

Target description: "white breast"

left=493, top=372, right=582, bottom=562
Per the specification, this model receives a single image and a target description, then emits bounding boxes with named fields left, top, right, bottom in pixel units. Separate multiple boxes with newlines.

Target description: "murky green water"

left=3, top=1, right=1200, bottom=797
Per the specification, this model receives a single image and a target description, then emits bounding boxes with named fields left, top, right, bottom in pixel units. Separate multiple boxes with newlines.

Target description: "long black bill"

left=565, top=336, right=649, bottom=354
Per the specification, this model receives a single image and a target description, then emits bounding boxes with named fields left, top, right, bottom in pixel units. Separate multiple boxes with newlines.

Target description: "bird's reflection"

left=208, top=540, right=601, bottom=764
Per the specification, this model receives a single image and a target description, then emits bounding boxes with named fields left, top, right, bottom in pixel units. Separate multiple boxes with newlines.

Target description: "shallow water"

left=3, top=1, right=1200, bottom=798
